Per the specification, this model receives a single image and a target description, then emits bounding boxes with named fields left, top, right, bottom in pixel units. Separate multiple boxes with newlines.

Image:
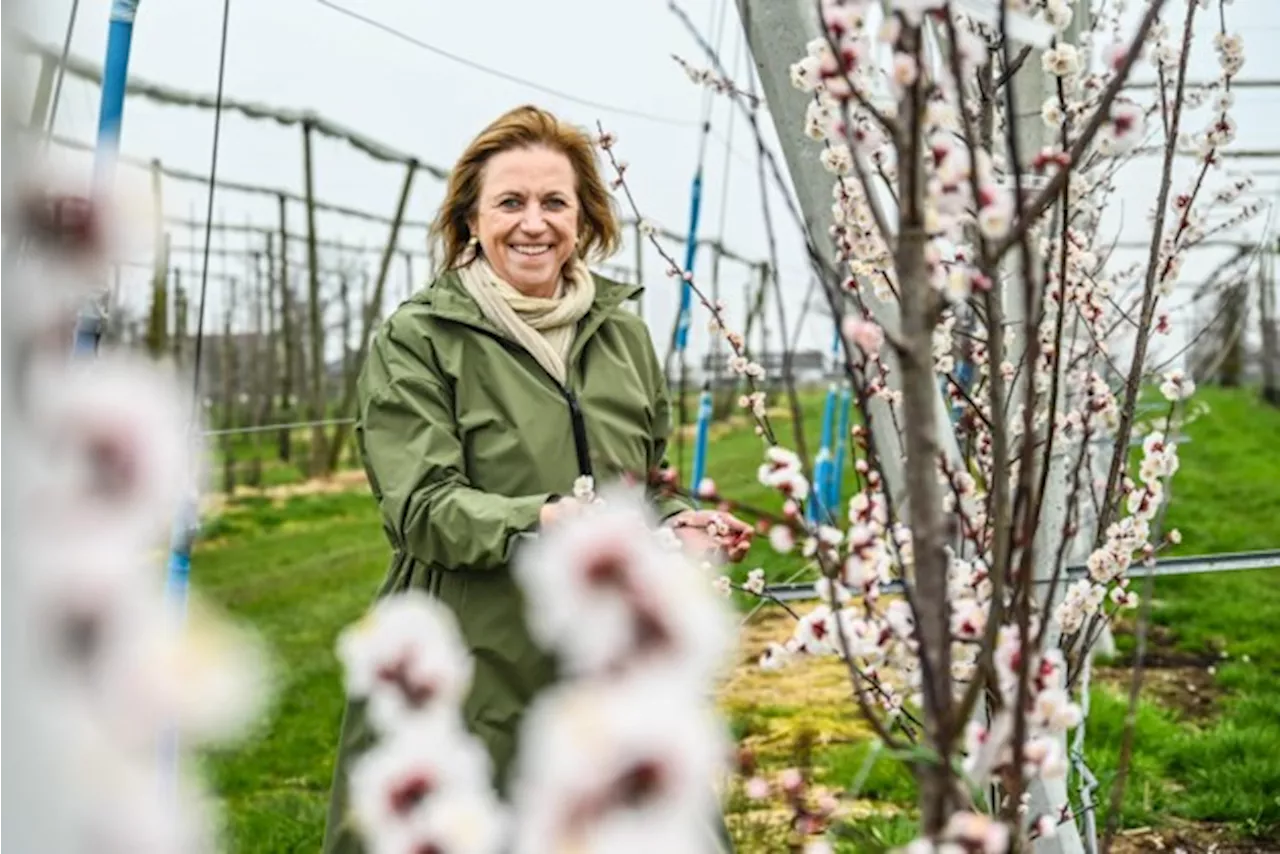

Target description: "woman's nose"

left=520, top=208, right=548, bottom=232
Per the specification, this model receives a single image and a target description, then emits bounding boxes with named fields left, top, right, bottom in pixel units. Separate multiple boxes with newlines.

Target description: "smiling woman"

left=473, top=147, right=580, bottom=298
left=320, top=105, right=753, bottom=853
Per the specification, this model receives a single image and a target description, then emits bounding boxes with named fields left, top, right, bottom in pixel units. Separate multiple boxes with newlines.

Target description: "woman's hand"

left=539, top=496, right=586, bottom=528
left=666, top=509, right=754, bottom=563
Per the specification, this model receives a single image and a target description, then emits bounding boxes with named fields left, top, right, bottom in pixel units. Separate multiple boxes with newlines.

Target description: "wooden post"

left=171, top=268, right=186, bottom=368
left=144, top=159, right=168, bottom=359
left=248, top=252, right=266, bottom=489
left=262, top=237, right=279, bottom=442
left=633, top=220, right=645, bottom=318
left=145, top=233, right=170, bottom=358
left=325, top=160, right=418, bottom=472
left=339, top=271, right=352, bottom=388
left=709, top=244, right=728, bottom=419
left=302, top=121, right=329, bottom=477
left=275, top=195, right=296, bottom=462
left=220, top=277, right=239, bottom=495
left=1259, top=242, right=1279, bottom=406
left=27, top=54, right=56, bottom=129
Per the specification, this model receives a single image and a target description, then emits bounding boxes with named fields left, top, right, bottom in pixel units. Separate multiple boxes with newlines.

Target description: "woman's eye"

left=500, top=198, right=521, bottom=209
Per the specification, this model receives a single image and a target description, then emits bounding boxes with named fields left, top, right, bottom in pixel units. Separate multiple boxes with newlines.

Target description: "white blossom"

left=508, top=670, right=731, bottom=854
left=337, top=591, right=474, bottom=735
left=513, top=486, right=735, bottom=683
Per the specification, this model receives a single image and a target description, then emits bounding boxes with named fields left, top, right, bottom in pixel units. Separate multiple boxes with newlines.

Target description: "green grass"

left=189, top=386, right=1280, bottom=851
left=194, top=492, right=388, bottom=852
left=1079, top=387, right=1280, bottom=837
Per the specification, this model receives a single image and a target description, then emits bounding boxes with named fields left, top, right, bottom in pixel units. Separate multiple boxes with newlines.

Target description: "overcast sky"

left=12, top=0, right=1280, bottom=368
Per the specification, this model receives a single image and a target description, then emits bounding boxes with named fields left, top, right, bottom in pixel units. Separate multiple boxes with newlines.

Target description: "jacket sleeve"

left=644, top=330, right=693, bottom=523
left=357, top=328, right=552, bottom=571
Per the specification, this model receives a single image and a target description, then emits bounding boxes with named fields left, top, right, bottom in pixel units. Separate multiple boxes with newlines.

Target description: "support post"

left=403, top=250, right=415, bottom=301
left=144, top=159, right=168, bottom=359
left=72, top=0, right=141, bottom=355
left=325, top=160, right=417, bottom=472
left=633, top=220, right=645, bottom=317
left=301, top=121, right=328, bottom=476
left=1259, top=241, right=1279, bottom=406
left=27, top=54, right=56, bottom=129
left=275, top=196, right=296, bottom=462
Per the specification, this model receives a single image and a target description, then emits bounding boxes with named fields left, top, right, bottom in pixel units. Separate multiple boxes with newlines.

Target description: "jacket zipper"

left=557, top=383, right=593, bottom=479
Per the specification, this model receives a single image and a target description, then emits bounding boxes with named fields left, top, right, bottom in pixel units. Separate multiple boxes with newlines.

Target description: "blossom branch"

left=988, top=0, right=1171, bottom=266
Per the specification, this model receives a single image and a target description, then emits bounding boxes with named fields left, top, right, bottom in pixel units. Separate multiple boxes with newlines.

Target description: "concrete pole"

left=735, top=0, right=965, bottom=514
left=1003, top=10, right=1092, bottom=852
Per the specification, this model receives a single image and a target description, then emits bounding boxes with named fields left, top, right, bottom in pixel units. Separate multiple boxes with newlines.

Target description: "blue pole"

left=807, top=382, right=838, bottom=524
left=73, top=0, right=140, bottom=357
left=689, top=383, right=713, bottom=508
left=93, top=1, right=139, bottom=182
left=672, top=163, right=704, bottom=492
left=950, top=359, right=974, bottom=423
left=673, top=170, right=703, bottom=354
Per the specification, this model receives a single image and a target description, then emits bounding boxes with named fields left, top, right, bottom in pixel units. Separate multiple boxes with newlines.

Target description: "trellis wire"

left=761, top=549, right=1280, bottom=603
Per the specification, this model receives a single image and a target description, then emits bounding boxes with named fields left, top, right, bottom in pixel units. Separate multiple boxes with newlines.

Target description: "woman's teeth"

left=511, top=244, right=551, bottom=256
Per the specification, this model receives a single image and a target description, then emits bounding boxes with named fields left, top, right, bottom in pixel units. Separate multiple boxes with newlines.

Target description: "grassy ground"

left=191, top=385, right=1280, bottom=852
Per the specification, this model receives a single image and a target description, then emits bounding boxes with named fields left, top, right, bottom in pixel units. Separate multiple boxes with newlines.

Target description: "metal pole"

left=72, top=0, right=141, bottom=356
left=42, top=0, right=83, bottom=140
left=689, top=382, right=714, bottom=506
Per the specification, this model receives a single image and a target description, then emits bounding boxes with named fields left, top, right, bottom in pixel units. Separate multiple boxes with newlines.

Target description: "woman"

left=322, top=105, right=752, bottom=852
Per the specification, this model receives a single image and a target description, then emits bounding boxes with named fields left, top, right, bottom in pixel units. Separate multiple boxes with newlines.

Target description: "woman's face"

left=472, top=145, right=580, bottom=298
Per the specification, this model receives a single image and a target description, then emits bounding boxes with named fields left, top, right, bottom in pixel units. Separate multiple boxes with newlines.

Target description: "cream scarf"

left=457, top=254, right=596, bottom=385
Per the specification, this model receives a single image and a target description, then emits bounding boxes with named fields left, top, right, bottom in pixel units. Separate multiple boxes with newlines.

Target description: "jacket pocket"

left=387, top=554, right=446, bottom=599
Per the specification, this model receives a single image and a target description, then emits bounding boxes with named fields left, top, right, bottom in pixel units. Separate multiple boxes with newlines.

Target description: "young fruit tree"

left=682, top=0, right=1254, bottom=849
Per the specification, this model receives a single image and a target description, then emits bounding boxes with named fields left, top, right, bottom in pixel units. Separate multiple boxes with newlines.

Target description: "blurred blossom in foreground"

left=338, top=486, right=737, bottom=853
left=4, top=166, right=272, bottom=853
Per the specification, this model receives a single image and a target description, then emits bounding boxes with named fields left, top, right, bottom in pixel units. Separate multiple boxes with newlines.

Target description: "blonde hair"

left=430, top=105, right=621, bottom=271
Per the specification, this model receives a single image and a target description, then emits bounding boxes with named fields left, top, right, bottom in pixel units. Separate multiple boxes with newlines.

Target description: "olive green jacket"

left=322, top=269, right=689, bottom=853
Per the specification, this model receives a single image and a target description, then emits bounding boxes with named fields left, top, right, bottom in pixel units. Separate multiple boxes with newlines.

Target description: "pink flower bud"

left=843, top=316, right=885, bottom=355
